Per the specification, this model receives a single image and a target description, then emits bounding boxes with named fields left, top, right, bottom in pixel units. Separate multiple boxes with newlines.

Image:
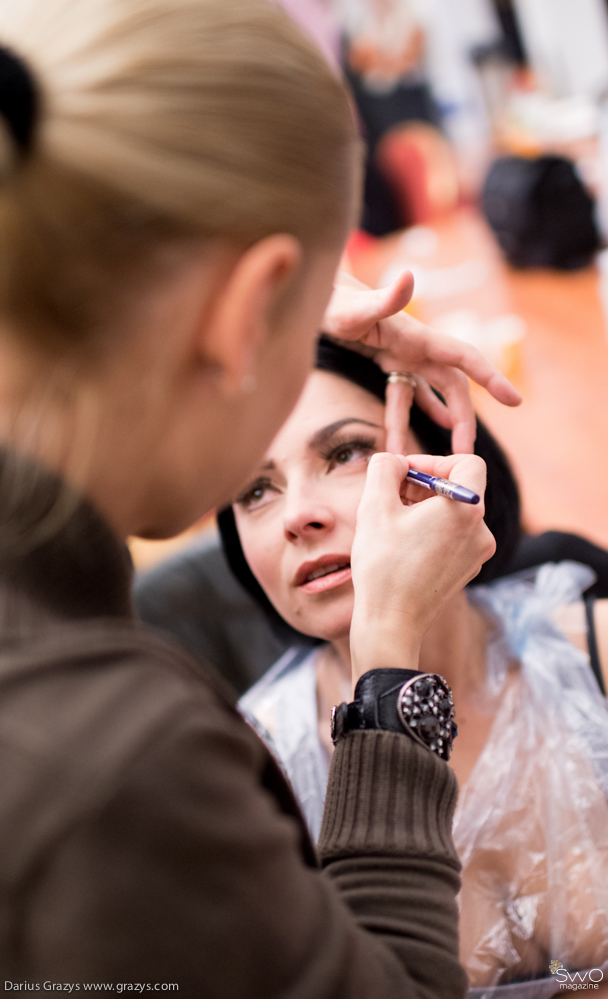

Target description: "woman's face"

left=234, top=369, right=418, bottom=642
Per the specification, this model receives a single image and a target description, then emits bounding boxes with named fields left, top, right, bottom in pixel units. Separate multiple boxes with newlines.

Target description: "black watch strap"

left=331, top=668, right=457, bottom=761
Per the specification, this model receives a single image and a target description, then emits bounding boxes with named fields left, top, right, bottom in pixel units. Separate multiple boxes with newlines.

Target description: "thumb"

left=359, top=452, right=410, bottom=516
left=327, top=269, right=415, bottom=336
left=371, top=269, right=415, bottom=321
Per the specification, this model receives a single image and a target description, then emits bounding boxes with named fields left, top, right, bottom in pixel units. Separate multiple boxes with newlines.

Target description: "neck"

left=329, top=633, right=352, bottom=681
left=417, top=591, right=487, bottom=699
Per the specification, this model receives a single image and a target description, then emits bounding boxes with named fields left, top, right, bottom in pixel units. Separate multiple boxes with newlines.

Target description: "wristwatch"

left=330, top=668, right=457, bottom=761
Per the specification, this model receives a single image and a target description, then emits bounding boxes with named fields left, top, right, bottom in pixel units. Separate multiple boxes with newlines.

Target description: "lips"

left=295, top=554, right=352, bottom=594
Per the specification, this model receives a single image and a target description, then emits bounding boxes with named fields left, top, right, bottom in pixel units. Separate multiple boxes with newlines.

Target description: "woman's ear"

left=196, top=234, right=303, bottom=396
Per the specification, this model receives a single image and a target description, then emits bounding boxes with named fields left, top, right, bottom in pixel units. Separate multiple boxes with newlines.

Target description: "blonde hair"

left=0, top=0, right=360, bottom=350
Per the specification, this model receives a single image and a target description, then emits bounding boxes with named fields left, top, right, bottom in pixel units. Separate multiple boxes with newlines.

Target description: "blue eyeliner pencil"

left=406, top=468, right=480, bottom=505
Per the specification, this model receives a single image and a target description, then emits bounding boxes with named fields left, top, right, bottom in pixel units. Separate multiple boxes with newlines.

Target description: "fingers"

left=327, top=276, right=521, bottom=412
left=449, top=342, right=521, bottom=407
left=408, top=366, right=477, bottom=454
left=378, top=311, right=522, bottom=407
left=405, top=452, right=488, bottom=505
left=411, top=377, right=453, bottom=431
left=322, top=269, right=415, bottom=339
left=451, top=419, right=476, bottom=456
left=359, top=451, right=488, bottom=522
left=383, top=364, right=477, bottom=456
left=350, top=447, right=495, bottom=677
left=368, top=269, right=415, bottom=323
left=396, top=315, right=521, bottom=407
left=359, top=452, right=410, bottom=515
left=429, top=367, right=477, bottom=454
left=384, top=378, right=415, bottom=455
left=324, top=277, right=521, bottom=462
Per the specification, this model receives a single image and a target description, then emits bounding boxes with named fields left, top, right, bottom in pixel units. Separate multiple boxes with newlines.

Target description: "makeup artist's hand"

left=349, top=451, right=495, bottom=687
left=322, top=270, right=521, bottom=455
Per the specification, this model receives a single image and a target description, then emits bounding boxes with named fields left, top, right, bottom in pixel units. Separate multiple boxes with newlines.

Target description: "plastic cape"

left=239, top=646, right=329, bottom=841
left=457, top=562, right=608, bottom=997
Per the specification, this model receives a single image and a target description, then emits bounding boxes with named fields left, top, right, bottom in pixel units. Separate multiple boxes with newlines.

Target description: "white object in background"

left=596, top=100, right=608, bottom=242
left=420, top=0, right=500, bottom=106
left=596, top=249, right=608, bottom=334
left=276, top=0, right=340, bottom=69
left=432, top=309, right=526, bottom=367
left=398, top=225, right=439, bottom=259
left=507, top=92, right=599, bottom=144
left=379, top=259, right=490, bottom=299
left=418, top=0, right=500, bottom=192
left=512, top=0, right=608, bottom=100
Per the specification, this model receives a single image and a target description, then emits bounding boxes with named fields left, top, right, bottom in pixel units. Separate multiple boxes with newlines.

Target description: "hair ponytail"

left=0, top=0, right=359, bottom=349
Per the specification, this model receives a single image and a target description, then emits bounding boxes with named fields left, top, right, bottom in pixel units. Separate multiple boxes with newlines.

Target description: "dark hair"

left=218, top=336, right=521, bottom=643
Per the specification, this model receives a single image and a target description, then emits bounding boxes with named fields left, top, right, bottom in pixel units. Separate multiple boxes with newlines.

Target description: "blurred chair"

left=375, top=122, right=460, bottom=227
left=133, top=529, right=287, bottom=697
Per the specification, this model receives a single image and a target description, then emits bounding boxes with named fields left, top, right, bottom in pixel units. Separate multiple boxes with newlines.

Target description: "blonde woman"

left=0, top=0, right=518, bottom=988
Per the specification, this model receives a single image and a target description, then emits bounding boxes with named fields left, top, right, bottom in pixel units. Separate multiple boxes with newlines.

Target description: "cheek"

left=328, top=470, right=368, bottom=525
left=237, top=515, right=285, bottom=604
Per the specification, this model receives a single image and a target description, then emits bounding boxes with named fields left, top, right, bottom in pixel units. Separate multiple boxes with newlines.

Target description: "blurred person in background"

left=0, top=0, right=521, bottom=988
left=277, top=0, right=341, bottom=69
left=338, top=0, right=437, bottom=137
left=336, top=0, right=444, bottom=234
left=220, top=339, right=608, bottom=993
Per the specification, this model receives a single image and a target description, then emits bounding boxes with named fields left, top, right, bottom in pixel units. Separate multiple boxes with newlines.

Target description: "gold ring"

left=387, top=371, right=417, bottom=389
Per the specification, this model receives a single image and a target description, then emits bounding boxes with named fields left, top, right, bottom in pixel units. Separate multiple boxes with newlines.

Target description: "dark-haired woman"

left=220, top=339, right=608, bottom=994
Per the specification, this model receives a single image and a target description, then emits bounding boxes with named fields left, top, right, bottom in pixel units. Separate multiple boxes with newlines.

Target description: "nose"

left=283, top=480, right=336, bottom=543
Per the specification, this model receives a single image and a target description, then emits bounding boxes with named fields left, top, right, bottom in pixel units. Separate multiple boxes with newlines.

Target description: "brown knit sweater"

left=0, top=451, right=467, bottom=998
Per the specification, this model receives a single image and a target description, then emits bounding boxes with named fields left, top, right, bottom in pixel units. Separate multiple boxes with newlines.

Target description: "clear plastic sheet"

left=239, top=646, right=329, bottom=841
left=455, top=562, right=608, bottom=992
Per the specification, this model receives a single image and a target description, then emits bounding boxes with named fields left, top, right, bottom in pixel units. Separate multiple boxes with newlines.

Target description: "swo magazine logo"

left=550, top=961, right=605, bottom=990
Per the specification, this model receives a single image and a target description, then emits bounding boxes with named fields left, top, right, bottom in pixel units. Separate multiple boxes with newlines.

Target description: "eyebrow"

left=309, top=417, right=383, bottom=451
left=251, top=418, right=383, bottom=479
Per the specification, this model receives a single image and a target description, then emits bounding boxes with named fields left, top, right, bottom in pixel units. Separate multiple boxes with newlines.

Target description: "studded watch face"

left=330, top=702, right=349, bottom=745
left=397, top=674, right=457, bottom=760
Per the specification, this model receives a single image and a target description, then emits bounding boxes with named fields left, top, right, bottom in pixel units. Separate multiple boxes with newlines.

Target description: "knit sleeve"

left=20, top=670, right=466, bottom=999
left=319, top=729, right=467, bottom=999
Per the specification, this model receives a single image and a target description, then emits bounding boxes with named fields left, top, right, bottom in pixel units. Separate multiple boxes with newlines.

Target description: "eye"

left=334, top=446, right=358, bottom=464
left=249, top=484, right=267, bottom=503
left=235, top=477, right=276, bottom=510
left=323, top=435, right=377, bottom=470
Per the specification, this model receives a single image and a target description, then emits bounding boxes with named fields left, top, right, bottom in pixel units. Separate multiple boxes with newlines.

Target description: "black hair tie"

left=0, top=45, right=39, bottom=156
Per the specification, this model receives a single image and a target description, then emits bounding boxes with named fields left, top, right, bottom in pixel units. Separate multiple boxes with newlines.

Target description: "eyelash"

left=235, top=477, right=274, bottom=509
left=235, top=435, right=378, bottom=509
left=320, top=435, right=378, bottom=467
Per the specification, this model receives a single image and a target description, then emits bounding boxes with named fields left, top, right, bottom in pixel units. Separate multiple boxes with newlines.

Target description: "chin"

left=132, top=523, right=181, bottom=541
left=286, top=608, right=353, bottom=645
left=132, top=489, right=214, bottom=540
left=133, top=514, right=203, bottom=541
left=275, top=584, right=354, bottom=644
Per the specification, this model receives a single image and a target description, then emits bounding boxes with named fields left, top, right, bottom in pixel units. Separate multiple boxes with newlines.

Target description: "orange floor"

left=350, top=207, right=608, bottom=548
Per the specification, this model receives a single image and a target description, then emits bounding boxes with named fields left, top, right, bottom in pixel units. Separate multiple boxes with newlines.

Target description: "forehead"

left=266, top=369, right=385, bottom=456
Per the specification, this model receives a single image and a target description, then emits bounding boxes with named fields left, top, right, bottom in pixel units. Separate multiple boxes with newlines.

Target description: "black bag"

left=482, top=154, right=601, bottom=269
